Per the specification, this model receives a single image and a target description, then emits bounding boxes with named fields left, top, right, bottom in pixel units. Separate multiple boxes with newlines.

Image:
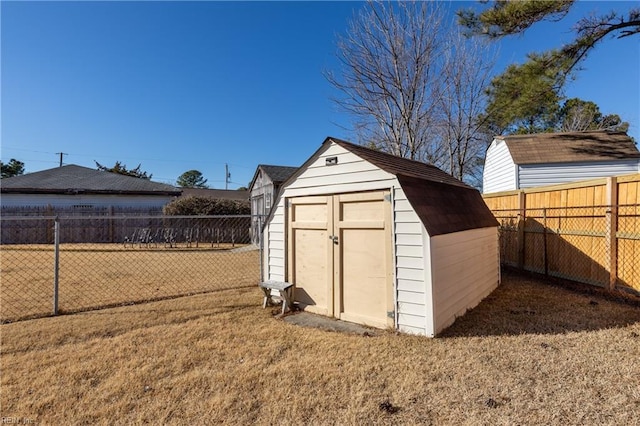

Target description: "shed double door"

left=287, top=191, right=393, bottom=328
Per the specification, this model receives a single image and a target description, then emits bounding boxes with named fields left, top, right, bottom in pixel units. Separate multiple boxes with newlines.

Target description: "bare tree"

left=558, top=98, right=629, bottom=133
left=560, top=105, right=598, bottom=132
left=325, top=1, right=448, bottom=163
left=326, top=1, right=497, bottom=186
left=437, top=32, right=497, bottom=186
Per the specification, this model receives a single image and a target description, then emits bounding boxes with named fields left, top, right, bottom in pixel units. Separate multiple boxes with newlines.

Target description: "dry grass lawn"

left=1, top=271, right=639, bottom=425
left=0, top=244, right=259, bottom=322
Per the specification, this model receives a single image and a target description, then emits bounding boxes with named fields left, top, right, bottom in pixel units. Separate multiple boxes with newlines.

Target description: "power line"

left=2, top=146, right=256, bottom=171
left=0, top=147, right=59, bottom=155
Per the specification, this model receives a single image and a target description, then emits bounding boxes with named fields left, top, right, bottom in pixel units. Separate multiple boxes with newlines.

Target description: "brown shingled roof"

left=324, top=137, right=497, bottom=236
left=499, top=131, right=640, bottom=165
left=329, top=137, right=471, bottom=188
left=397, top=175, right=498, bottom=236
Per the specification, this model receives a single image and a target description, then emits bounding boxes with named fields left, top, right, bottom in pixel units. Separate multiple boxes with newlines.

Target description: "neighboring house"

left=179, top=187, right=249, bottom=201
left=0, top=164, right=181, bottom=213
left=483, top=131, right=640, bottom=194
left=248, top=164, right=298, bottom=243
left=262, top=137, right=499, bottom=337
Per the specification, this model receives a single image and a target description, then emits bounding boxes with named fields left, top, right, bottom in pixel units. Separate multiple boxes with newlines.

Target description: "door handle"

left=329, top=235, right=339, bottom=244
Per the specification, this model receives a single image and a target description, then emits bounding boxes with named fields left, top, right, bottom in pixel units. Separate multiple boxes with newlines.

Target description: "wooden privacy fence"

left=1, top=205, right=162, bottom=244
left=1, top=212, right=251, bottom=245
left=483, top=174, right=640, bottom=294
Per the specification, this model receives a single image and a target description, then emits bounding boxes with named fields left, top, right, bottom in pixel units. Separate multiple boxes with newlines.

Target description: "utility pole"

left=225, top=164, right=231, bottom=190
left=56, top=152, right=68, bottom=167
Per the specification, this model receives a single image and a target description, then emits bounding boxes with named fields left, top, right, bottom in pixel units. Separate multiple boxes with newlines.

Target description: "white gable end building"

left=483, top=131, right=640, bottom=194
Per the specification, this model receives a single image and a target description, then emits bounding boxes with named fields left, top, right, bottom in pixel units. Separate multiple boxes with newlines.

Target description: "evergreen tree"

left=1, top=159, right=25, bottom=178
left=176, top=170, right=209, bottom=188
left=459, top=1, right=639, bottom=134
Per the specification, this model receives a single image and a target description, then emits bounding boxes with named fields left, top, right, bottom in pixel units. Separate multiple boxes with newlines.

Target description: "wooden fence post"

left=543, top=207, right=548, bottom=277
left=108, top=205, right=115, bottom=243
left=605, top=177, right=618, bottom=290
left=46, top=204, right=54, bottom=244
left=517, top=190, right=526, bottom=270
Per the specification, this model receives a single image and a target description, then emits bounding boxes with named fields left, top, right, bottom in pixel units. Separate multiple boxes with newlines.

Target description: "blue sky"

left=2, top=1, right=638, bottom=188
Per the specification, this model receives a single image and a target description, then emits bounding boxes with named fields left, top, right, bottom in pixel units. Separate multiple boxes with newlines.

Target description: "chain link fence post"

left=53, top=216, right=60, bottom=315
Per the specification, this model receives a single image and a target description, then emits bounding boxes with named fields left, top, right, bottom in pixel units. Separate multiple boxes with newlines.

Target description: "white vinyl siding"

left=429, top=227, right=500, bottom=335
left=266, top=197, right=286, bottom=281
left=393, top=187, right=428, bottom=335
left=284, top=144, right=397, bottom=196
left=518, top=160, right=640, bottom=189
left=483, top=139, right=517, bottom=194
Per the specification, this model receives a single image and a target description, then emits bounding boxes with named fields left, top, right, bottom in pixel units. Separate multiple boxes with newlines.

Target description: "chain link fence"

left=492, top=204, right=640, bottom=294
left=0, top=215, right=263, bottom=323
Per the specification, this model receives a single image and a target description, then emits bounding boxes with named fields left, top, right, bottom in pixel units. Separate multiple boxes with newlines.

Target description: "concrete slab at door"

left=287, top=196, right=333, bottom=316
left=334, top=191, right=392, bottom=328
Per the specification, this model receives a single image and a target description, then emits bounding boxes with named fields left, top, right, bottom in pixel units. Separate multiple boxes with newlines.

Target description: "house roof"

left=273, top=137, right=497, bottom=236
left=249, top=164, right=299, bottom=191
left=180, top=188, right=249, bottom=201
left=497, top=131, right=640, bottom=165
left=1, top=164, right=181, bottom=196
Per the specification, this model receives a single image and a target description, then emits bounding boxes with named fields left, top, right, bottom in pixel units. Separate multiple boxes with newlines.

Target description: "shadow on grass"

left=69, top=289, right=260, bottom=328
left=0, top=285, right=258, bottom=325
left=440, top=270, right=640, bottom=338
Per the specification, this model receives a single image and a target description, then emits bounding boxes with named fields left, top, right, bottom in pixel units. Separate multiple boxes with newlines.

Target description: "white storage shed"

left=262, top=137, right=500, bottom=337
left=483, top=131, right=640, bottom=194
